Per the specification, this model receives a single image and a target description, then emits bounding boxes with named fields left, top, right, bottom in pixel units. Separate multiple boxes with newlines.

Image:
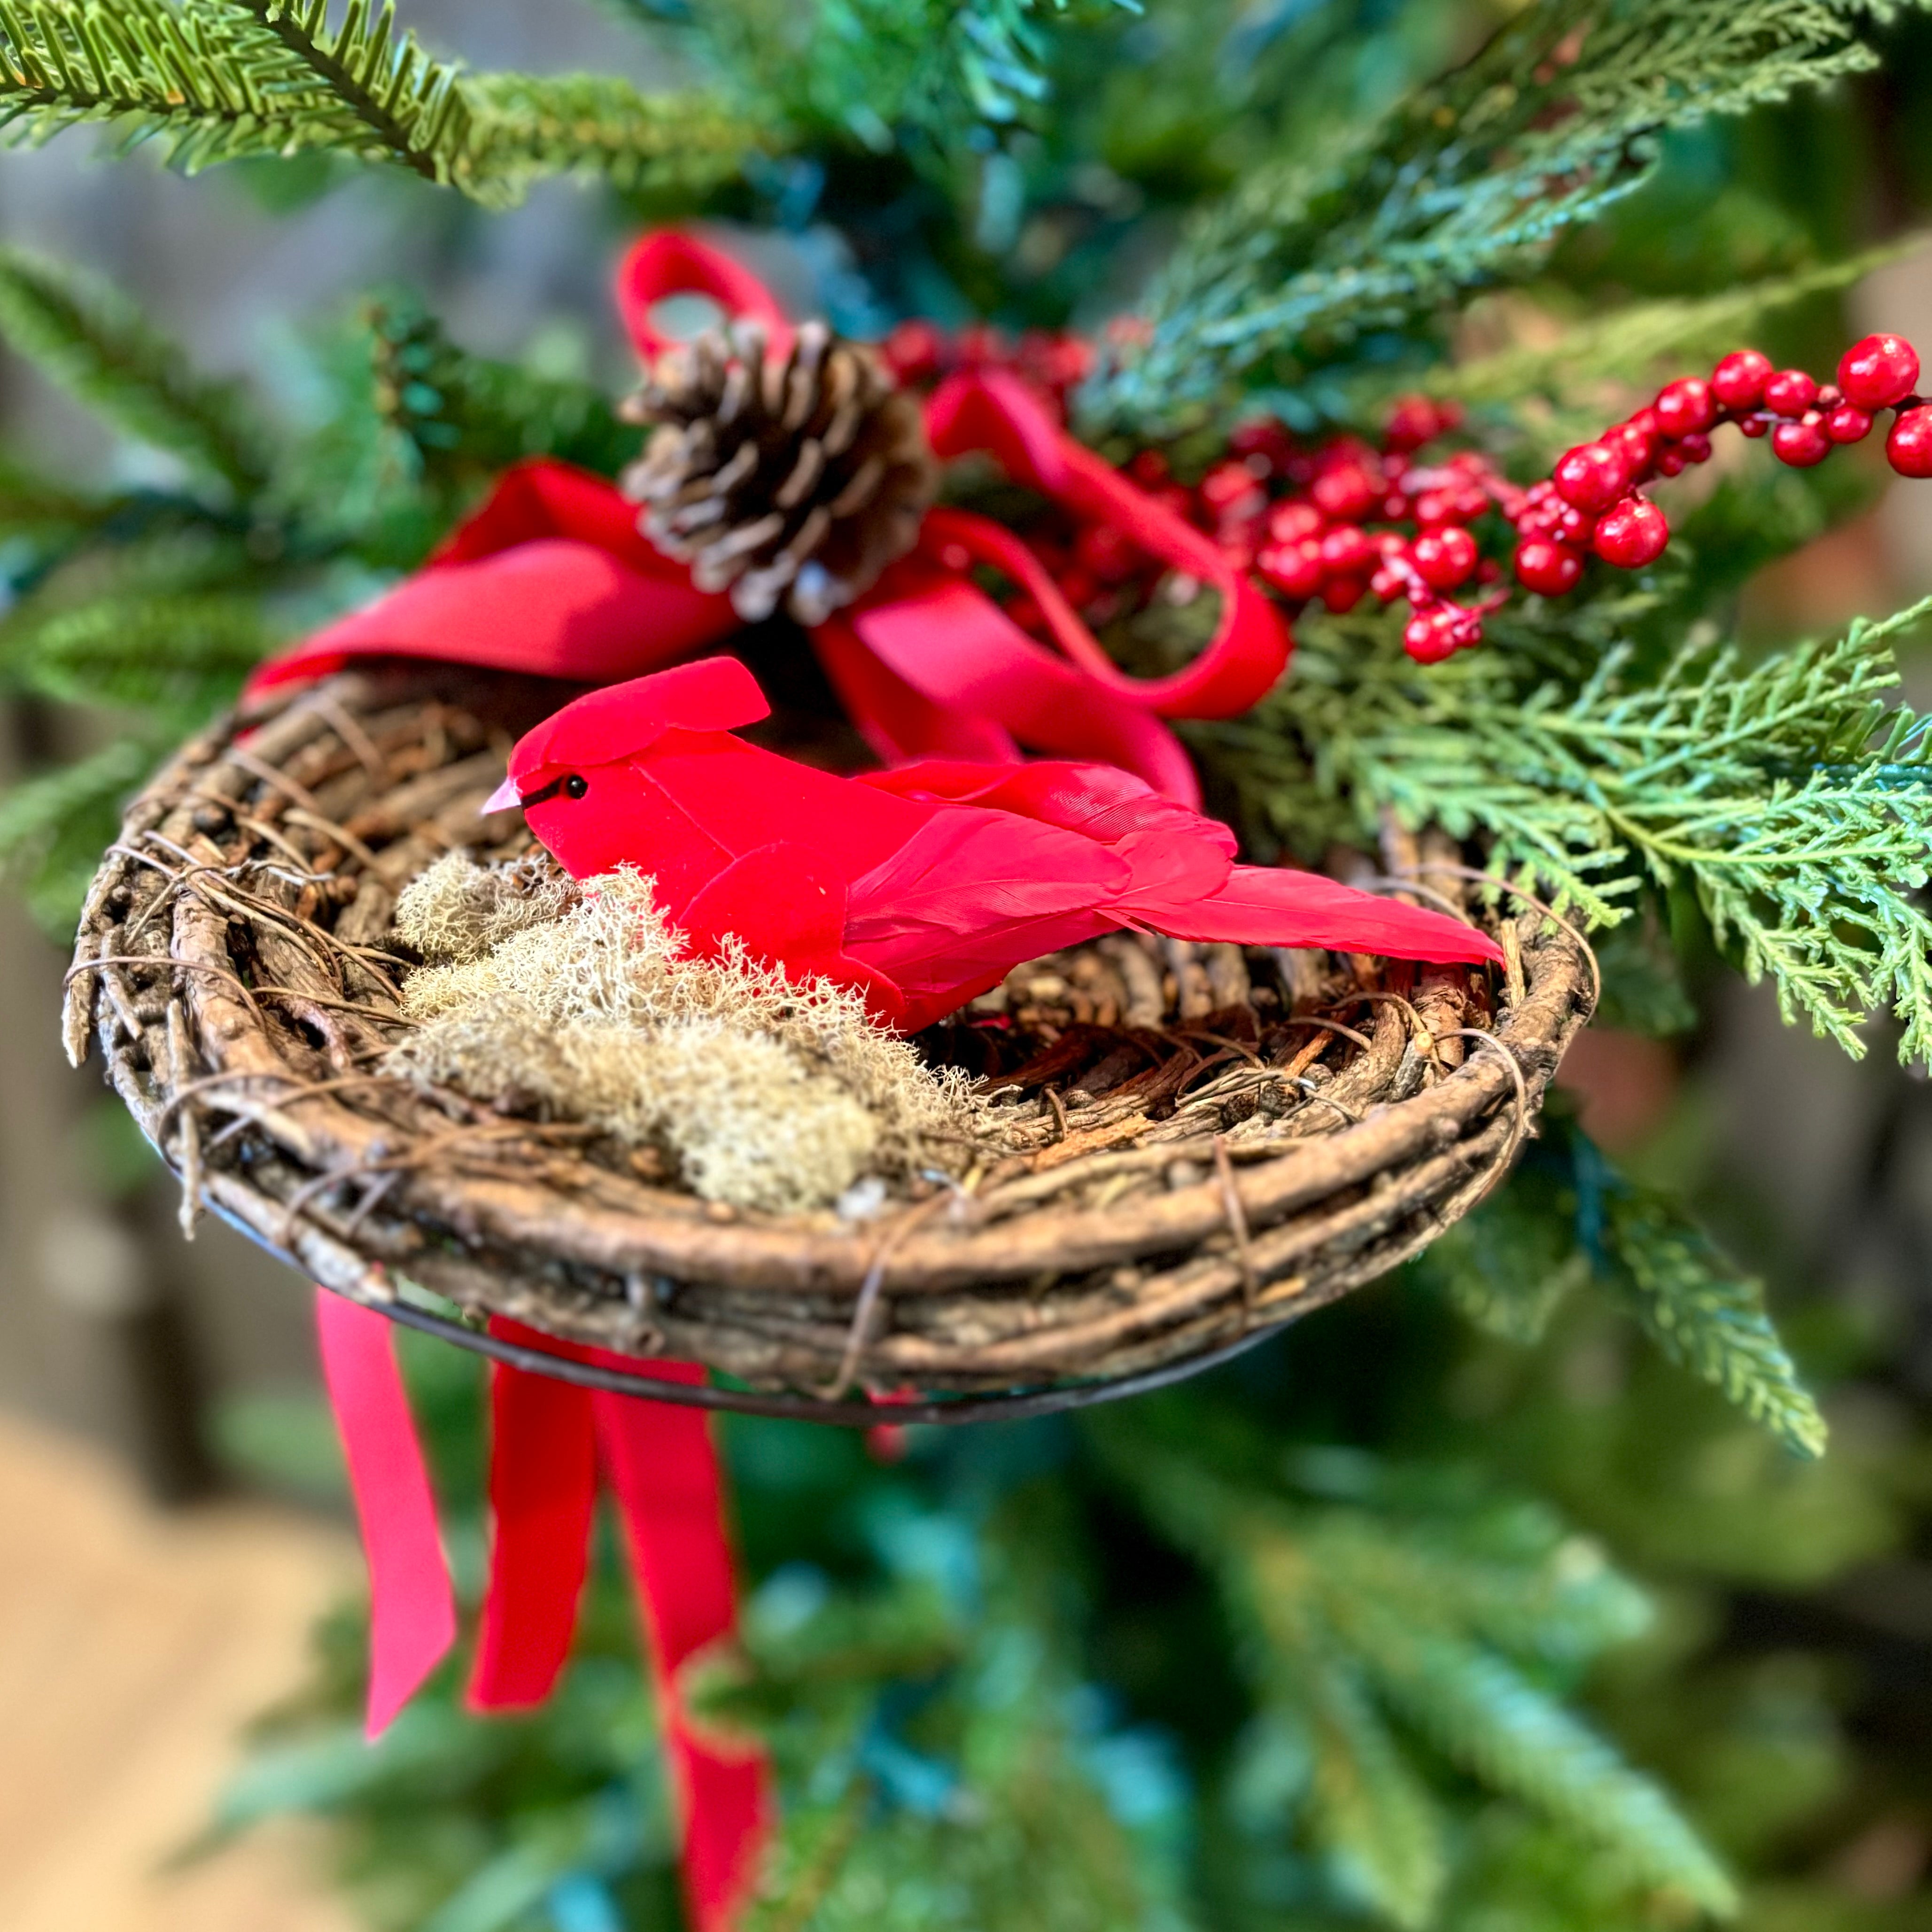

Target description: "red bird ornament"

left=484, top=658, right=1503, bottom=1032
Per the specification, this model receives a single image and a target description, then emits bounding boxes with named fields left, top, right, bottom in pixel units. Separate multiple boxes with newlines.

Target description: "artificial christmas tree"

left=7, top=0, right=1932, bottom=1927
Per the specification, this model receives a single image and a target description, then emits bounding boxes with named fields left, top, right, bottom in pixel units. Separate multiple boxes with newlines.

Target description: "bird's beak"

left=481, top=775, right=522, bottom=816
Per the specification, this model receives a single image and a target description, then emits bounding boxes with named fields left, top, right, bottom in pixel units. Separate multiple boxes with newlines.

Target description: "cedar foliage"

left=7, top=2, right=1932, bottom=1928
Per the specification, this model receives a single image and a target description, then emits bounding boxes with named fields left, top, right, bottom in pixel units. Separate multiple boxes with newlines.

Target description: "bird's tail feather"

left=1144, top=865, right=1504, bottom=966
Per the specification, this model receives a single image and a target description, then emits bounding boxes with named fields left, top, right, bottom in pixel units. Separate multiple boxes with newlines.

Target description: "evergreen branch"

left=1340, top=1611, right=1737, bottom=1914
left=0, top=589, right=267, bottom=713
left=0, top=2, right=753, bottom=207
left=1097, top=1418, right=1719, bottom=1926
left=0, top=734, right=155, bottom=932
left=1208, top=597, right=1932, bottom=1063
left=220, top=0, right=461, bottom=185
left=1603, top=1189, right=1828, bottom=1459
left=458, top=73, right=757, bottom=199
left=361, top=295, right=641, bottom=487
left=1084, top=0, right=1924, bottom=431
left=0, top=247, right=272, bottom=496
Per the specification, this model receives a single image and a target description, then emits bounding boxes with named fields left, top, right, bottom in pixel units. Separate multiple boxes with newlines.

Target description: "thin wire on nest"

left=62, top=666, right=1595, bottom=1420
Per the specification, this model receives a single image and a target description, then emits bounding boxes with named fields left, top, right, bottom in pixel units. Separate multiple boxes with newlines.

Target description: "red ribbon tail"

left=314, top=1289, right=458, bottom=1738
left=593, top=1369, right=771, bottom=1932
left=467, top=1342, right=599, bottom=1711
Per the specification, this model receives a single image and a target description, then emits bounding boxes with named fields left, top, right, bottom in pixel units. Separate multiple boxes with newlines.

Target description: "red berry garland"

left=877, top=319, right=1928, bottom=666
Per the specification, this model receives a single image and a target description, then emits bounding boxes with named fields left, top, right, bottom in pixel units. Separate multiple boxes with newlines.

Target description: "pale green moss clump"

left=388, top=854, right=986, bottom=1215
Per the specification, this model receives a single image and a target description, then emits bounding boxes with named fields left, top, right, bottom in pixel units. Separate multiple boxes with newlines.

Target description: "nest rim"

left=64, top=663, right=1594, bottom=1424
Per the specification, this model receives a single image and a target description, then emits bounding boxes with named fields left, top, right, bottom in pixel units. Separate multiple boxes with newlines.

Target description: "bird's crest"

left=510, top=656, right=772, bottom=783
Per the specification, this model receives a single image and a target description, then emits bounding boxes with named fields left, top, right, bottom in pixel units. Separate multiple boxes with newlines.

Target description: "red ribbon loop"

left=315, top=1292, right=769, bottom=1931
left=254, top=228, right=1292, bottom=805
left=618, top=228, right=794, bottom=362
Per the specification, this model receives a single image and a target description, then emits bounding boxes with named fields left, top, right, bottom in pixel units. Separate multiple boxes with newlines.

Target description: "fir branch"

left=0, top=1, right=755, bottom=208
left=362, top=295, right=641, bottom=488
left=0, top=735, right=154, bottom=931
left=459, top=72, right=756, bottom=199
left=0, top=589, right=266, bottom=714
left=0, top=247, right=272, bottom=496
left=1603, top=1189, right=1828, bottom=1459
left=1084, top=0, right=1925, bottom=431
left=221, top=0, right=462, bottom=186
left=1096, top=1419, right=1722, bottom=1926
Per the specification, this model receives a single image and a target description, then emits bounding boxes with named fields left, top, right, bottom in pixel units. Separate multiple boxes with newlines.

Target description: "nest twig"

left=64, top=667, right=1593, bottom=1409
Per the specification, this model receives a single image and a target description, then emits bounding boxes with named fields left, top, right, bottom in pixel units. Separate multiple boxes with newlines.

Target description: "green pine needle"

left=0, top=247, right=272, bottom=496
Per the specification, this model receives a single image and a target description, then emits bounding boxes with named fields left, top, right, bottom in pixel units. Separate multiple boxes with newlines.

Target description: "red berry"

left=1412, top=525, right=1478, bottom=590
left=1771, top=417, right=1831, bottom=467
left=1886, top=405, right=1932, bottom=478
left=1322, top=574, right=1367, bottom=613
left=1199, top=459, right=1265, bottom=517
left=1320, top=524, right=1375, bottom=575
left=1404, top=607, right=1460, bottom=662
left=1657, top=447, right=1687, bottom=477
left=1553, top=505, right=1592, bottom=544
left=1056, top=566, right=1100, bottom=609
left=1738, top=415, right=1769, bottom=439
left=1383, top=395, right=1442, bottom=453
left=1128, top=449, right=1170, bottom=487
left=881, top=319, right=946, bottom=383
left=1075, top=523, right=1141, bottom=584
left=1514, top=537, right=1583, bottom=596
left=1763, top=369, right=1818, bottom=417
left=1823, top=405, right=1872, bottom=444
left=1654, top=378, right=1716, bottom=438
left=1227, top=417, right=1296, bottom=473
left=1605, top=421, right=1655, bottom=476
left=1678, top=432, right=1713, bottom=464
left=1379, top=492, right=1411, bottom=521
left=1838, top=333, right=1921, bottom=412
left=1711, top=349, right=1773, bottom=411
left=1312, top=464, right=1380, bottom=522
left=1265, top=500, right=1324, bottom=544
left=1552, top=441, right=1632, bottom=512
left=1412, top=489, right=1460, bottom=527
left=1257, top=537, right=1327, bottom=599
left=1591, top=497, right=1669, bottom=569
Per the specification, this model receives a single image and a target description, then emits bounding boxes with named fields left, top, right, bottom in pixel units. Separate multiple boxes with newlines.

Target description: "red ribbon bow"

left=250, top=231, right=1292, bottom=806
left=293, top=233, right=1294, bottom=1931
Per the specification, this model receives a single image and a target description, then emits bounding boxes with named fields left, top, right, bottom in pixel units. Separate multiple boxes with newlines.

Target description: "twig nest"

left=621, top=319, right=938, bottom=625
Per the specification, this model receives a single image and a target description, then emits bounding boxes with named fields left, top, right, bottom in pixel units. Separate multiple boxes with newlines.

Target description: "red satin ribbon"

left=314, top=1290, right=768, bottom=1931
left=251, top=230, right=1291, bottom=805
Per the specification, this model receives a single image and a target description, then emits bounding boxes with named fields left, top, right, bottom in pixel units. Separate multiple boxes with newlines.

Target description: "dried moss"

left=387, top=858, right=988, bottom=1214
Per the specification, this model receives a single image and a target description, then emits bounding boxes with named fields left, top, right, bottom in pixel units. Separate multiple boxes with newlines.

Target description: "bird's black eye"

left=564, top=774, right=590, bottom=799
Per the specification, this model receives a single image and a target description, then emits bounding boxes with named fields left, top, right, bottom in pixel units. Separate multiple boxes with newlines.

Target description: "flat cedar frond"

left=1085, top=0, right=1927, bottom=431
left=0, top=0, right=757, bottom=208
left=0, top=247, right=272, bottom=495
left=1604, top=1190, right=1829, bottom=1458
left=1210, top=596, right=1932, bottom=1065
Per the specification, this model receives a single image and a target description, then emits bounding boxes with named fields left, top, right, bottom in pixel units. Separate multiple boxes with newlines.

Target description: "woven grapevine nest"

left=63, top=664, right=1593, bottom=1423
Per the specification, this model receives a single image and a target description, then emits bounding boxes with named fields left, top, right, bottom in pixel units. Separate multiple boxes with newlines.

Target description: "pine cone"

left=621, top=320, right=939, bottom=626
